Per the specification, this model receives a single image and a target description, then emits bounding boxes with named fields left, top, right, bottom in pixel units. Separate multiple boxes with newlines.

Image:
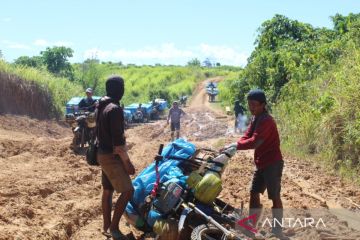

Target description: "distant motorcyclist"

left=208, top=81, right=215, bottom=89
left=78, top=88, right=96, bottom=112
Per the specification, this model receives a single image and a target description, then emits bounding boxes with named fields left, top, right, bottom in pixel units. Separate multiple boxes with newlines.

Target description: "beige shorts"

left=97, top=153, right=133, bottom=193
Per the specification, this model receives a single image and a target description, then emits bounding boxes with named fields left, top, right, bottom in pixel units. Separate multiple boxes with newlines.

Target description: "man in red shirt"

left=226, top=89, right=285, bottom=238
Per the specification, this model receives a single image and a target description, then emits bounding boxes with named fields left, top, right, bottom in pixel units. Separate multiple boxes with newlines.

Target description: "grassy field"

left=73, top=63, right=241, bottom=105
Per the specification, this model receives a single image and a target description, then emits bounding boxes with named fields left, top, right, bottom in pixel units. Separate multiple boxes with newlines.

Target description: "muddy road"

left=1, top=79, right=360, bottom=239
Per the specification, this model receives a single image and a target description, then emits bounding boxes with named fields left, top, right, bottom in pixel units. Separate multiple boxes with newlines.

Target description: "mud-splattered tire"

left=80, top=128, right=85, bottom=148
left=191, top=224, right=228, bottom=240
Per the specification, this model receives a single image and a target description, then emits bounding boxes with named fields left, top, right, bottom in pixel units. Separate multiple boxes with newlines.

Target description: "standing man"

left=223, top=89, right=285, bottom=238
left=96, top=75, right=135, bottom=239
left=234, top=100, right=246, bottom=133
left=79, top=88, right=96, bottom=112
left=167, top=101, right=186, bottom=141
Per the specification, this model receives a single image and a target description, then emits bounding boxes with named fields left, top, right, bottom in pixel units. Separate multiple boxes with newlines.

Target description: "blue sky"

left=1, top=0, right=359, bottom=66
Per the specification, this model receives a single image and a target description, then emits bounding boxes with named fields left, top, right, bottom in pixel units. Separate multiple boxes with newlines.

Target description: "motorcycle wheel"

left=80, top=128, right=85, bottom=149
left=88, top=128, right=94, bottom=145
left=191, top=224, right=229, bottom=240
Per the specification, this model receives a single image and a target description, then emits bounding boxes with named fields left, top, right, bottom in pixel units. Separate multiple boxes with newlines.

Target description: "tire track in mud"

left=0, top=116, right=103, bottom=240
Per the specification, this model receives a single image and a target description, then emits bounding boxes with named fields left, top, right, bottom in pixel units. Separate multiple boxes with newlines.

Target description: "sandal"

left=111, top=229, right=126, bottom=240
left=101, top=231, right=112, bottom=238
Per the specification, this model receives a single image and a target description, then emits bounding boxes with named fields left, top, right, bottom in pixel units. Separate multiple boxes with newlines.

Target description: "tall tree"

left=40, top=46, right=74, bottom=79
left=255, top=14, right=314, bottom=51
left=331, top=13, right=360, bottom=34
left=80, top=58, right=103, bottom=92
left=187, top=58, right=201, bottom=67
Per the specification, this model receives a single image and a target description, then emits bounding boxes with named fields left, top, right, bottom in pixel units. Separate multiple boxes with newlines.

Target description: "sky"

left=1, top=0, right=360, bottom=66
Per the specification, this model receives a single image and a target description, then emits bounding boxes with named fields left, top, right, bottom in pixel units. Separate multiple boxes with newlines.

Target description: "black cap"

left=247, top=89, right=267, bottom=104
left=106, top=75, right=124, bottom=102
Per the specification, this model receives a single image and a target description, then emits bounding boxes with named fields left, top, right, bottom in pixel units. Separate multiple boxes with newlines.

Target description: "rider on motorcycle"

left=78, top=88, right=97, bottom=112
left=70, top=88, right=96, bottom=152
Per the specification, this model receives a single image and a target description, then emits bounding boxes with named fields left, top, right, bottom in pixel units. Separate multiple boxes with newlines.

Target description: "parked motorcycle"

left=65, top=111, right=96, bottom=153
left=133, top=109, right=149, bottom=123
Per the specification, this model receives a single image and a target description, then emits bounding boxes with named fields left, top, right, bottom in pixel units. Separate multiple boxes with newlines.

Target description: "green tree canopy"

left=14, top=56, right=43, bottom=68
left=187, top=58, right=201, bottom=67
left=40, top=46, right=74, bottom=80
left=331, top=13, right=360, bottom=34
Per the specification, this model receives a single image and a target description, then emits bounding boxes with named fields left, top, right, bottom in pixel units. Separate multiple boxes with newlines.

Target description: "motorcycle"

left=179, top=95, right=188, bottom=107
left=65, top=111, right=96, bottom=153
left=124, top=140, right=250, bottom=240
left=150, top=103, right=162, bottom=120
left=133, top=109, right=149, bottom=123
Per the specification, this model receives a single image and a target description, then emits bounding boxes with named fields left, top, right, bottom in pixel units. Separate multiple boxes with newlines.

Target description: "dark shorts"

left=250, top=160, right=284, bottom=200
left=170, top=122, right=180, bottom=131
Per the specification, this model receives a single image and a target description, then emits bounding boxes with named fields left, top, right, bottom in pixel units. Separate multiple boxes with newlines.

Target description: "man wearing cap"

left=79, top=88, right=97, bottom=112
left=96, top=76, right=135, bottom=239
left=167, top=101, right=186, bottom=141
left=223, top=89, right=285, bottom=238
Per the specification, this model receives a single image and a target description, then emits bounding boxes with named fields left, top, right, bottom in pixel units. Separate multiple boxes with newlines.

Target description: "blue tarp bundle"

left=153, top=99, right=168, bottom=111
left=206, top=88, right=219, bottom=96
left=123, top=110, right=133, bottom=122
left=125, top=103, right=153, bottom=115
left=125, top=139, right=196, bottom=228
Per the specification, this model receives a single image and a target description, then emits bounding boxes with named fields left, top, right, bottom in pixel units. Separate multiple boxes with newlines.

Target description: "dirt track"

left=1, top=78, right=360, bottom=240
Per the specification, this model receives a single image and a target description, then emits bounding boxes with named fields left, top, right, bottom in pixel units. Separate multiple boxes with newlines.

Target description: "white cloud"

left=83, top=43, right=248, bottom=66
left=34, top=39, right=48, bottom=46
left=114, top=43, right=194, bottom=59
left=2, top=40, right=31, bottom=50
left=84, top=43, right=194, bottom=63
left=84, top=48, right=112, bottom=59
left=2, top=17, right=12, bottom=22
left=33, top=39, right=73, bottom=47
left=54, top=41, right=73, bottom=47
left=199, top=44, right=248, bottom=66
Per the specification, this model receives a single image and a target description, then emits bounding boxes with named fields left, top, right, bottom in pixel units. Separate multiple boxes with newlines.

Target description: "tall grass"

left=73, top=64, right=241, bottom=105
left=274, top=44, right=360, bottom=183
left=0, top=60, right=83, bottom=116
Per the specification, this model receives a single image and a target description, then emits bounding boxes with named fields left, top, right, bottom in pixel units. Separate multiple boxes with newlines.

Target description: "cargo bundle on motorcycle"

left=125, top=139, right=244, bottom=240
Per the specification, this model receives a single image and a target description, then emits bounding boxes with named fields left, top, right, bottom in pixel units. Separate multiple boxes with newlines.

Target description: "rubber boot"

left=239, top=205, right=264, bottom=239
left=175, top=130, right=180, bottom=139
left=271, top=208, right=288, bottom=239
left=249, top=204, right=263, bottom=228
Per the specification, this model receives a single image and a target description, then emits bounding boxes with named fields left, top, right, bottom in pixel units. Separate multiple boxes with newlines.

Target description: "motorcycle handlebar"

left=158, top=144, right=164, bottom=155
